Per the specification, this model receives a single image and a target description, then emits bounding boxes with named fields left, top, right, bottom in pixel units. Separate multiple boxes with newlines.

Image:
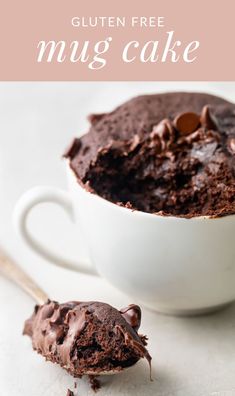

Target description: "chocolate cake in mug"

left=65, top=92, right=235, bottom=218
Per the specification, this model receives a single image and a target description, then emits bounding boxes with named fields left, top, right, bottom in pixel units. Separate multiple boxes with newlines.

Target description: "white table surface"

left=1, top=82, right=235, bottom=396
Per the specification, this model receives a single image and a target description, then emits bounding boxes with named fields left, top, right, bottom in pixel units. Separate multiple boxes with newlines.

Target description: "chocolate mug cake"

left=67, top=92, right=235, bottom=218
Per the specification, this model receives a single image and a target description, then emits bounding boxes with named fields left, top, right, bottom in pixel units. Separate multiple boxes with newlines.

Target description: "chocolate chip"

left=128, top=134, right=140, bottom=152
left=200, top=105, right=218, bottom=130
left=173, top=112, right=200, bottom=135
left=152, top=119, right=176, bottom=150
left=228, top=137, right=235, bottom=154
left=153, top=119, right=170, bottom=138
left=120, top=304, right=141, bottom=332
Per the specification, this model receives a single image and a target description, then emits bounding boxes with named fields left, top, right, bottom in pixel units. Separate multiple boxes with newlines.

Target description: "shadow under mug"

left=13, top=161, right=235, bottom=316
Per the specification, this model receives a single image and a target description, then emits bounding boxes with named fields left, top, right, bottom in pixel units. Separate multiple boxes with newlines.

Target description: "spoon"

left=0, top=247, right=48, bottom=305
left=0, top=248, right=149, bottom=376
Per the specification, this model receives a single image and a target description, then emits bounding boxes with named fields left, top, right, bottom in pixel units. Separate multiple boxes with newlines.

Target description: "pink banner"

left=0, top=0, right=234, bottom=80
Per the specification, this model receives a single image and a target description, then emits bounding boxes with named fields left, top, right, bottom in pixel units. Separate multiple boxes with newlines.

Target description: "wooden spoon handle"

left=0, top=248, right=48, bottom=305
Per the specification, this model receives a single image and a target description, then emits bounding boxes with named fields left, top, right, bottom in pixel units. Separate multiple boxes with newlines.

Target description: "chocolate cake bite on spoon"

left=0, top=249, right=151, bottom=381
left=23, top=300, right=151, bottom=377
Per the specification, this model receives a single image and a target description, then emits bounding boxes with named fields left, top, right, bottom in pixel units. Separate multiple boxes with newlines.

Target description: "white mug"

left=13, top=160, right=235, bottom=315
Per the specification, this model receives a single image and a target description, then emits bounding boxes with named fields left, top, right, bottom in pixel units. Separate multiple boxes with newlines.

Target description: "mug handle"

left=13, top=186, right=98, bottom=276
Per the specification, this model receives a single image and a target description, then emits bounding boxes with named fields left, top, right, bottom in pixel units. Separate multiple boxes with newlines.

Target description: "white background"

left=1, top=82, right=235, bottom=396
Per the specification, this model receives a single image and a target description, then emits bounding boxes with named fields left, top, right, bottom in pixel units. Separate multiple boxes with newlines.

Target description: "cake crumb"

left=89, top=375, right=101, bottom=392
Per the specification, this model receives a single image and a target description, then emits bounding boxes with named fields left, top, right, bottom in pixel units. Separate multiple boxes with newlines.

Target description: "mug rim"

left=65, top=159, right=234, bottom=222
